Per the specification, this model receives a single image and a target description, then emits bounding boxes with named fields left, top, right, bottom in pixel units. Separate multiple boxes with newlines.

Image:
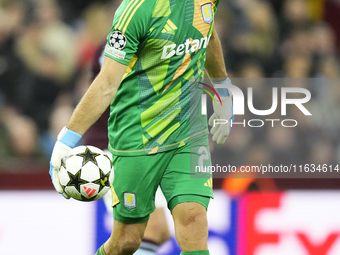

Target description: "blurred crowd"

left=211, top=0, right=340, bottom=176
left=0, top=0, right=339, bottom=177
left=0, top=0, right=118, bottom=165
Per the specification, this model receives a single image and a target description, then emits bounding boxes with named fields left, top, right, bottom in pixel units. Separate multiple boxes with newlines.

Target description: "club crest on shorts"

left=201, top=3, right=213, bottom=24
left=124, top=192, right=136, bottom=209
left=109, top=31, right=127, bottom=50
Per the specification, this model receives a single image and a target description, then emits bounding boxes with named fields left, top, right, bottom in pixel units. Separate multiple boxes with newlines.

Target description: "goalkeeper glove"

left=208, top=78, right=233, bottom=144
left=49, top=126, right=82, bottom=198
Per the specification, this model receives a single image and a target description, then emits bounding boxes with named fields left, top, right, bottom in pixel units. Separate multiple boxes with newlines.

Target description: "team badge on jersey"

left=123, top=192, right=136, bottom=209
left=109, top=31, right=127, bottom=50
left=201, top=3, right=213, bottom=24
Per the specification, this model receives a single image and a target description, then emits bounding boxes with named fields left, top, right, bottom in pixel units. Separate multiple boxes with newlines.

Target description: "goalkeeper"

left=50, top=0, right=233, bottom=254
left=84, top=39, right=170, bottom=255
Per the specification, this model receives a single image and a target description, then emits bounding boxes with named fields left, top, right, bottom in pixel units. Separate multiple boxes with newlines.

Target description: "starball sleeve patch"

left=109, top=31, right=127, bottom=50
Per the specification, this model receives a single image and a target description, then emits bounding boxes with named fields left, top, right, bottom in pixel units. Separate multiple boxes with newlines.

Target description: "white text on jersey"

left=161, top=35, right=212, bottom=59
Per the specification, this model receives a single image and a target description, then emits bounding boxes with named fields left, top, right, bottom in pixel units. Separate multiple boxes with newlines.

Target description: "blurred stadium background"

left=1, top=0, right=340, bottom=254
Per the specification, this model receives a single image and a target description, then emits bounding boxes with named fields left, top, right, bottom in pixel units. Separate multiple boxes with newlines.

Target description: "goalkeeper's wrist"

left=212, top=77, right=232, bottom=97
left=57, top=126, right=82, bottom=148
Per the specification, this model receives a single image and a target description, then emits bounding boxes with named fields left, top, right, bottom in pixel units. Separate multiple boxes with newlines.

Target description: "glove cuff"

left=212, top=77, right=232, bottom=97
left=57, top=126, right=82, bottom=148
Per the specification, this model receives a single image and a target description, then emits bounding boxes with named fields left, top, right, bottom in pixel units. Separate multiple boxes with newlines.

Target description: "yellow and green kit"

left=104, top=0, right=219, bottom=222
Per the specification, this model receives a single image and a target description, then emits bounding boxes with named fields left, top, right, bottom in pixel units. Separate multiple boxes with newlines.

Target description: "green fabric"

left=103, top=0, right=219, bottom=156
left=111, top=135, right=213, bottom=223
left=168, top=195, right=211, bottom=212
left=180, top=251, right=210, bottom=255
left=95, top=245, right=107, bottom=255
left=113, top=208, right=150, bottom=224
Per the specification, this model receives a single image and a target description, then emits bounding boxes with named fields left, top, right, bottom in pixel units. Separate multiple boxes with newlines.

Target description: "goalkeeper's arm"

left=205, top=28, right=228, bottom=83
left=205, top=28, right=233, bottom=144
left=49, top=56, right=127, bottom=197
left=67, top=56, right=127, bottom=135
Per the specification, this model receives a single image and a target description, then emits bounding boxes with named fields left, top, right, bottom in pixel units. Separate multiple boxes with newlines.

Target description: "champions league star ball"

left=58, top=145, right=113, bottom=202
left=109, top=31, right=127, bottom=50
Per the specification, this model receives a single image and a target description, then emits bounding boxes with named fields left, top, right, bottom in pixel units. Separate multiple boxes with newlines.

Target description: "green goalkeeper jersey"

left=104, top=0, right=219, bottom=156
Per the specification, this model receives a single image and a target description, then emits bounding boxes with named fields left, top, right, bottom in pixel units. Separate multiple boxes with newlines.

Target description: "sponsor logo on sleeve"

left=105, top=45, right=126, bottom=60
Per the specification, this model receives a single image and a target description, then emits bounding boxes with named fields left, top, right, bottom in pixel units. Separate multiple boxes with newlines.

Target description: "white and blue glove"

left=49, top=126, right=82, bottom=198
left=208, top=78, right=233, bottom=144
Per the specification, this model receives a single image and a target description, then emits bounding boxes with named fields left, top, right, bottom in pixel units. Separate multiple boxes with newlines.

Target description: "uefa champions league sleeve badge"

left=105, top=30, right=127, bottom=60
left=109, top=31, right=127, bottom=50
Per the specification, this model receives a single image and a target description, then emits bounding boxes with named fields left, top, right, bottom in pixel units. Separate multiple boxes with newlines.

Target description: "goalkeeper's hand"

left=208, top=78, right=233, bottom=144
left=49, top=126, right=82, bottom=199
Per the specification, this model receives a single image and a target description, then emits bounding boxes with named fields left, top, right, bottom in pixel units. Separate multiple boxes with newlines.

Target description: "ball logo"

left=83, top=186, right=96, bottom=198
left=109, top=31, right=127, bottom=50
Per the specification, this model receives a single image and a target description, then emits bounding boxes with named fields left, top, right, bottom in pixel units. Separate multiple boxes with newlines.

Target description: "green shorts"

left=110, top=136, right=213, bottom=224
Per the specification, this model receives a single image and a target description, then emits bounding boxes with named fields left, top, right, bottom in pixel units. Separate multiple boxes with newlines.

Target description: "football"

left=58, top=145, right=113, bottom=202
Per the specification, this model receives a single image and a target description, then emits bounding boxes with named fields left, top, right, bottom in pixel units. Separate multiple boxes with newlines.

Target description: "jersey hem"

left=109, top=129, right=209, bottom=156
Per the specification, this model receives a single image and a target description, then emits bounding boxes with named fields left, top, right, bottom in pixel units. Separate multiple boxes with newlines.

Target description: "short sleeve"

left=104, top=0, right=152, bottom=65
